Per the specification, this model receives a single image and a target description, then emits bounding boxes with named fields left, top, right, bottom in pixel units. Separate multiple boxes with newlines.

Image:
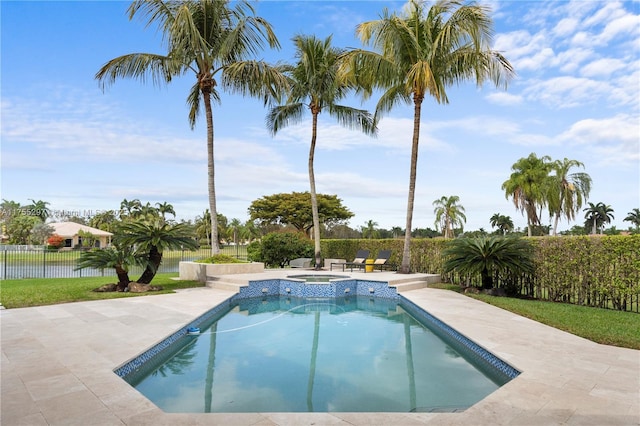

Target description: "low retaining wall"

left=178, top=261, right=264, bottom=283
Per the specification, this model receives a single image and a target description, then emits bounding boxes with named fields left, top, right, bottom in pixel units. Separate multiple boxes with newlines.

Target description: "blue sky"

left=1, top=0, right=639, bottom=233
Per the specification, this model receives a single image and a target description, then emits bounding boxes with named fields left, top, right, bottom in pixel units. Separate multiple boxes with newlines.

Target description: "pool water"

left=126, top=296, right=509, bottom=413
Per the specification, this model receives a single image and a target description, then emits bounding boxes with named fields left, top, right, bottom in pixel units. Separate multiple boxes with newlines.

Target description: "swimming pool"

left=117, top=283, right=519, bottom=413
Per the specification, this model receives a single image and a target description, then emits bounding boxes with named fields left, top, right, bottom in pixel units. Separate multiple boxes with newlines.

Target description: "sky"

left=1, top=0, right=639, bottom=234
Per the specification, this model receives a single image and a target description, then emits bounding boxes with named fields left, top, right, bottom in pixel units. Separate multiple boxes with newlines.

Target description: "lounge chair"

left=331, top=249, right=370, bottom=271
left=368, top=250, right=396, bottom=272
left=289, top=258, right=312, bottom=268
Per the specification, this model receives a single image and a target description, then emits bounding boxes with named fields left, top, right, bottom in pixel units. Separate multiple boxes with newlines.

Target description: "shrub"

left=196, top=254, right=246, bottom=264
left=47, top=234, right=65, bottom=249
left=251, top=232, right=313, bottom=268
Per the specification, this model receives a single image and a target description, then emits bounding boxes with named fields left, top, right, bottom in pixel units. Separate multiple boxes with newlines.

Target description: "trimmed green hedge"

left=321, top=235, right=640, bottom=312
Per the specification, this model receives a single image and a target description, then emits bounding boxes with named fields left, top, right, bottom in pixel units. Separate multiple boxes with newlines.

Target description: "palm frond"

left=265, top=103, right=305, bottom=135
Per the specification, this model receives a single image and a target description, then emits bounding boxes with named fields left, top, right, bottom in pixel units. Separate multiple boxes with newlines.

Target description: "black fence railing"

left=0, top=245, right=248, bottom=280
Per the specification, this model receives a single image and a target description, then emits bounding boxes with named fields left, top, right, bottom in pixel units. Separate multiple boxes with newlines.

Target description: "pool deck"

left=1, top=270, right=638, bottom=425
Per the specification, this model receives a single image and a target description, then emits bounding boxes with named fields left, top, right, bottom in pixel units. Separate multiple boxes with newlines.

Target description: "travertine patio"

left=1, top=271, right=638, bottom=425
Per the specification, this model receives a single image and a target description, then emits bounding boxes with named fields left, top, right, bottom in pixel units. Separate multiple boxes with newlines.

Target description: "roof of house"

left=49, top=222, right=113, bottom=237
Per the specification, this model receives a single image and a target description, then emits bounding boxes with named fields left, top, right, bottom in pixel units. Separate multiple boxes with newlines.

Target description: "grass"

left=0, top=273, right=204, bottom=309
left=429, top=283, right=640, bottom=350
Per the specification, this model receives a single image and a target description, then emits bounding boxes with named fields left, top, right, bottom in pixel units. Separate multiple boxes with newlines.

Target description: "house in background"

left=48, top=222, right=113, bottom=249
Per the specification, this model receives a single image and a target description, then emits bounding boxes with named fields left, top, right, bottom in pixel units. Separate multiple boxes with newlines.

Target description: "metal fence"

left=0, top=245, right=248, bottom=280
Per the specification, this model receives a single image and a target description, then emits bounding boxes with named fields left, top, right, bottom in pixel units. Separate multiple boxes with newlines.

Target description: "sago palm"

left=341, top=0, right=514, bottom=273
left=75, top=242, right=143, bottom=290
left=502, top=153, right=552, bottom=237
left=119, top=220, right=198, bottom=283
left=96, top=0, right=286, bottom=255
left=266, top=34, right=376, bottom=269
left=442, top=236, right=534, bottom=289
left=547, top=158, right=592, bottom=236
left=433, top=195, right=466, bottom=238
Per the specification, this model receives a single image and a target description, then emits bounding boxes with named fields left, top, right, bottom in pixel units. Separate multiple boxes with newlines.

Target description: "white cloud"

left=557, top=114, right=640, bottom=166
left=485, top=92, right=524, bottom=106
left=580, top=57, right=627, bottom=77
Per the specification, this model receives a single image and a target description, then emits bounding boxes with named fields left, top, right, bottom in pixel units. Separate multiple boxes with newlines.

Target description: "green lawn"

left=0, top=273, right=203, bottom=308
left=429, top=283, right=640, bottom=350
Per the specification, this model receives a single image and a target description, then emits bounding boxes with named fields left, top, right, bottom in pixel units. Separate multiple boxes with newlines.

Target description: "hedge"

left=321, top=235, right=640, bottom=312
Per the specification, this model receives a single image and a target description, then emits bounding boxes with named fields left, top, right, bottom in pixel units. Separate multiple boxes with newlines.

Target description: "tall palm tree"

left=583, top=202, right=614, bottom=235
left=547, top=158, right=592, bottom=236
left=443, top=236, right=534, bottom=289
left=624, top=208, right=640, bottom=233
left=96, top=0, right=286, bottom=255
left=502, top=153, right=552, bottom=237
left=341, top=0, right=514, bottom=273
left=266, top=34, right=376, bottom=269
left=433, top=195, right=466, bottom=238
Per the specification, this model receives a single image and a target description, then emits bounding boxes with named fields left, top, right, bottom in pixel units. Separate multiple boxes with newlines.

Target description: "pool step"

left=206, top=276, right=248, bottom=292
left=389, top=275, right=441, bottom=293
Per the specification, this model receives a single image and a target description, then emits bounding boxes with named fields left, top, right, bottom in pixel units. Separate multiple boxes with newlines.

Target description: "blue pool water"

left=124, top=295, right=516, bottom=413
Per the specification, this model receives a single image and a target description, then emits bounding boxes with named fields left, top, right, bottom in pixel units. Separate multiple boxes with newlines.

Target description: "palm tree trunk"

left=552, top=214, right=560, bottom=236
left=309, top=110, right=322, bottom=270
left=307, top=311, right=320, bottom=411
left=204, top=91, right=220, bottom=255
left=115, top=265, right=130, bottom=291
left=400, top=96, right=423, bottom=274
left=138, top=246, right=162, bottom=284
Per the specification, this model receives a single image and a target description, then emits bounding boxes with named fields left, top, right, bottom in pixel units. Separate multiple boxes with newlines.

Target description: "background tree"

left=247, top=231, right=313, bottom=268
left=490, top=213, right=514, bottom=235
left=6, top=215, right=39, bottom=244
left=96, top=0, right=285, bottom=255
left=624, top=208, right=640, bottom=233
left=266, top=34, right=375, bottom=269
left=30, top=222, right=54, bottom=245
left=248, top=192, right=354, bottom=236
left=433, top=195, right=466, bottom=238
left=195, top=209, right=212, bottom=246
left=342, top=0, right=513, bottom=273
left=25, top=199, right=50, bottom=222
left=547, top=158, right=592, bottom=236
left=583, top=202, right=614, bottom=235
left=502, top=153, right=552, bottom=237
left=47, top=234, right=65, bottom=249
left=443, top=236, right=534, bottom=290
left=155, top=202, right=176, bottom=221
left=88, top=210, right=120, bottom=233
left=361, top=220, right=380, bottom=239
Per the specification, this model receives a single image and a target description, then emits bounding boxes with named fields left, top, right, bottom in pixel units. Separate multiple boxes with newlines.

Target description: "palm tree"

left=433, top=195, right=466, bottom=238
left=96, top=0, right=286, bottom=255
left=75, top=242, right=142, bottom=290
left=155, top=202, right=176, bottom=221
left=547, top=158, right=592, bottom=236
left=490, top=213, right=514, bottom=235
left=195, top=209, right=212, bottom=246
left=502, top=153, right=552, bottom=237
left=341, top=0, right=514, bottom=273
left=624, top=208, right=640, bottom=233
left=361, top=219, right=379, bottom=239
left=119, top=220, right=198, bottom=283
left=266, top=34, right=376, bottom=269
left=583, top=202, right=614, bottom=235
left=26, top=199, right=50, bottom=222
left=442, top=236, right=534, bottom=289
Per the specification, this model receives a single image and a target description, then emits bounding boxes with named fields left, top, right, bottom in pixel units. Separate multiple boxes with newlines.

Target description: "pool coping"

left=1, top=271, right=638, bottom=425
